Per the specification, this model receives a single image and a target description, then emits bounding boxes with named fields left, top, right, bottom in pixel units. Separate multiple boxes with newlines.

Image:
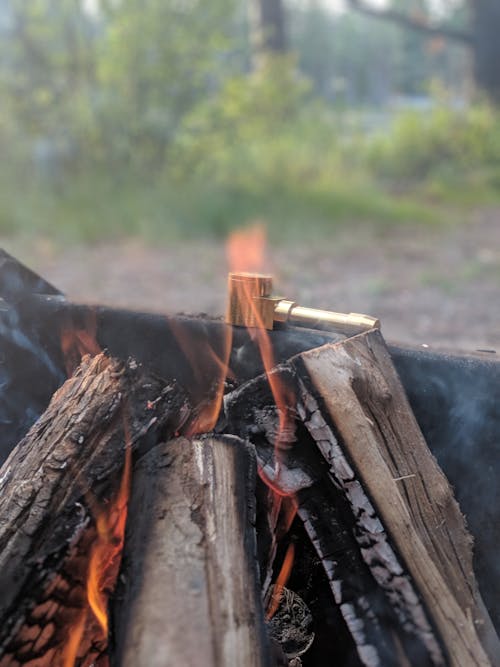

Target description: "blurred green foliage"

left=0, top=0, right=498, bottom=243
left=368, top=103, right=500, bottom=190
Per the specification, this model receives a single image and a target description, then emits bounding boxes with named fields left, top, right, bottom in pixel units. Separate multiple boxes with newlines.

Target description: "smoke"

left=392, top=345, right=500, bottom=631
left=0, top=251, right=65, bottom=464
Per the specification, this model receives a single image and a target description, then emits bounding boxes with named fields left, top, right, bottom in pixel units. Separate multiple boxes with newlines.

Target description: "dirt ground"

left=5, top=207, right=499, bottom=352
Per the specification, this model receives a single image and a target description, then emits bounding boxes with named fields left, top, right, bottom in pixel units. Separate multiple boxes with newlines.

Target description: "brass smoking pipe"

left=226, top=272, right=380, bottom=335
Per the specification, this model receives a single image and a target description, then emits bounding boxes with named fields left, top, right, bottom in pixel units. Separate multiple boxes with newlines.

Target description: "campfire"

left=0, top=236, right=498, bottom=667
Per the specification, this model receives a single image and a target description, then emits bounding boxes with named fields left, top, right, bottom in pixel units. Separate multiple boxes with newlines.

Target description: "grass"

left=2, top=102, right=499, bottom=245
left=0, top=169, right=445, bottom=247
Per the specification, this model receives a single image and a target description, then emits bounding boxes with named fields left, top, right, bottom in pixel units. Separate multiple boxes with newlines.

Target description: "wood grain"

left=298, top=329, right=499, bottom=667
left=114, top=435, right=271, bottom=667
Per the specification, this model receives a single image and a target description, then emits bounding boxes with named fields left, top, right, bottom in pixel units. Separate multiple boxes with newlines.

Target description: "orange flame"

left=168, top=318, right=233, bottom=435
left=226, top=223, right=298, bottom=590
left=61, top=612, right=86, bottom=667
left=266, top=542, right=296, bottom=620
left=226, top=223, right=267, bottom=274
left=59, top=413, right=132, bottom=666
left=60, top=309, right=101, bottom=376
left=87, top=416, right=132, bottom=637
left=226, top=224, right=296, bottom=471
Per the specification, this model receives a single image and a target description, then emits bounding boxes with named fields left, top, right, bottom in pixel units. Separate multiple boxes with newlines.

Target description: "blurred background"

left=0, top=0, right=498, bottom=349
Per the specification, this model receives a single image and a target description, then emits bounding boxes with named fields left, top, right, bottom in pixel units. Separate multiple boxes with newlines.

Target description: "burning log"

left=113, top=435, right=271, bottom=667
left=225, top=328, right=500, bottom=667
left=0, top=353, right=190, bottom=666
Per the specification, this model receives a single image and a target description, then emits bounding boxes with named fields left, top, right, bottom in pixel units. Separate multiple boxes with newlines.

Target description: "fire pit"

left=0, top=249, right=498, bottom=667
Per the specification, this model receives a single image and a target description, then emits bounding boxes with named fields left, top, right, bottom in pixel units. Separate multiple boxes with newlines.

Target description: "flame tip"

left=228, top=271, right=272, bottom=279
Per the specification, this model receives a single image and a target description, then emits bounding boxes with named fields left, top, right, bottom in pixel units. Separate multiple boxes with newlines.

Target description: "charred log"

left=225, top=373, right=431, bottom=666
left=0, top=353, right=190, bottom=666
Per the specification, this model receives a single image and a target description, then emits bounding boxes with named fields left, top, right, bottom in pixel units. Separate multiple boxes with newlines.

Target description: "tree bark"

left=471, top=0, right=500, bottom=102
left=346, top=0, right=472, bottom=44
left=113, top=435, right=271, bottom=667
left=0, top=353, right=190, bottom=667
left=250, top=0, right=287, bottom=66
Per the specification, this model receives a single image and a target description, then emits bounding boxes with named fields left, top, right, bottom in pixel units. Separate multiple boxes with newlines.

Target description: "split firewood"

left=0, top=353, right=190, bottom=667
left=113, top=435, right=271, bottom=667
left=224, top=328, right=499, bottom=667
left=297, top=330, right=500, bottom=667
left=226, top=369, right=422, bottom=667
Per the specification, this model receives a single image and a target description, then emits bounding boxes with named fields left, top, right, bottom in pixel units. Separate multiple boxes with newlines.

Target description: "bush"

left=367, top=103, right=500, bottom=193
left=2, top=55, right=499, bottom=243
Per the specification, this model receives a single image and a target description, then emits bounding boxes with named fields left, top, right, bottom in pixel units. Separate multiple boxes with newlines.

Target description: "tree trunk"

left=347, top=0, right=500, bottom=101
left=471, top=0, right=500, bottom=101
left=250, top=0, right=287, bottom=65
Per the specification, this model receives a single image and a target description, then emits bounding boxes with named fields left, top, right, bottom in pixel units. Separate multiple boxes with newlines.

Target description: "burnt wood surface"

left=225, top=370, right=439, bottom=666
left=113, top=435, right=271, bottom=667
left=0, top=353, right=190, bottom=666
left=224, top=330, right=499, bottom=667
